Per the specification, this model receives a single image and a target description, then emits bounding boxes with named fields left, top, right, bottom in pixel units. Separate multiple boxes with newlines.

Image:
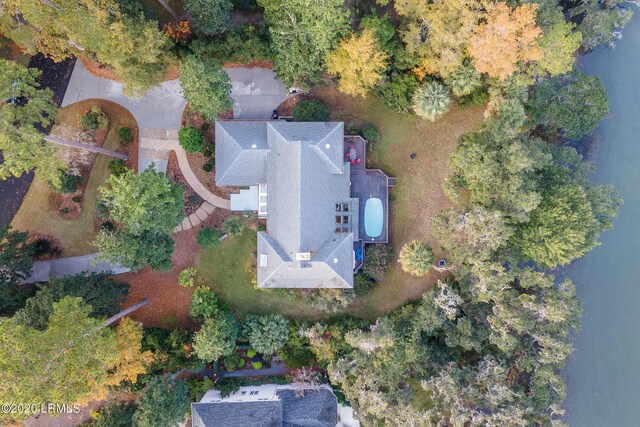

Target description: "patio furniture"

left=356, top=158, right=361, bottom=165
left=350, top=159, right=355, bottom=165
left=349, top=146, right=357, bottom=160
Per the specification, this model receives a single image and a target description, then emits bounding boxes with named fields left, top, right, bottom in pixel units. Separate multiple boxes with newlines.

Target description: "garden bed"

left=167, top=151, right=204, bottom=216
left=275, top=93, right=312, bottom=116
left=182, top=108, right=238, bottom=199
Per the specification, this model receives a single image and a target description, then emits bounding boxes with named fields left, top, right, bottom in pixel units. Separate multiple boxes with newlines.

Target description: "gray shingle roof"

left=216, top=121, right=354, bottom=288
left=191, top=401, right=283, bottom=427
left=191, top=388, right=338, bottom=427
left=278, top=389, right=338, bottom=427
left=216, top=121, right=269, bottom=186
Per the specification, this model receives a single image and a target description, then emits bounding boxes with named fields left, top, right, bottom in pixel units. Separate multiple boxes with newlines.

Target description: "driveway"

left=61, top=60, right=187, bottom=130
left=224, top=67, right=291, bottom=119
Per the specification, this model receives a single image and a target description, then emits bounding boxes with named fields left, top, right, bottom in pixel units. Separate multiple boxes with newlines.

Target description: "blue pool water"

left=364, top=197, right=383, bottom=238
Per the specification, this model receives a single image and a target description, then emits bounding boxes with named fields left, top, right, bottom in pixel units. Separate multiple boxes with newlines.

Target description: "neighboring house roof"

left=216, top=121, right=269, bottom=186
left=192, top=401, right=283, bottom=427
left=216, top=121, right=354, bottom=289
left=278, top=389, right=338, bottom=427
left=191, top=387, right=338, bottom=427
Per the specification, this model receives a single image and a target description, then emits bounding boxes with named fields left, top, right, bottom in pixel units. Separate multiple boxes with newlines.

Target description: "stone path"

left=21, top=253, right=129, bottom=284
left=140, top=129, right=230, bottom=232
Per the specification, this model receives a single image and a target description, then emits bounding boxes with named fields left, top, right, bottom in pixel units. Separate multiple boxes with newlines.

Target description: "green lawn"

left=10, top=100, right=136, bottom=256
left=196, top=85, right=485, bottom=321
left=195, top=228, right=328, bottom=320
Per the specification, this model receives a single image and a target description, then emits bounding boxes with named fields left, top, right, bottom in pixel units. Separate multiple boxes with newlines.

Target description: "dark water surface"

left=564, top=9, right=640, bottom=426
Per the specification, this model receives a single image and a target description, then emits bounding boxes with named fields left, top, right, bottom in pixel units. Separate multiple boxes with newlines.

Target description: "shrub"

left=108, top=159, right=128, bottom=177
left=178, top=267, right=197, bottom=287
left=52, top=170, right=83, bottom=194
left=252, top=361, right=263, bottom=370
left=243, top=314, right=290, bottom=355
left=413, top=81, right=451, bottom=121
left=79, top=106, right=109, bottom=131
left=222, top=352, right=244, bottom=372
left=203, top=149, right=213, bottom=157
left=222, top=216, right=245, bottom=235
left=292, top=100, right=329, bottom=122
left=362, top=244, right=393, bottom=282
left=60, top=207, right=70, bottom=215
left=458, top=88, right=489, bottom=108
left=197, top=227, right=223, bottom=248
left=398, top=240, right=435, bottom=277
left=178, top=126, right=206, bottom=153
left=354, top=272, right=375, bottom=296
left=190, top=286, right=219, bottom=319
left=119, top=127, right=134, bottom=146
left=71, top=195, right=82, bottom=203
left=90, top=401, right=137, bottom=427
left=247, top=349, right=257, bottom=358
left=203, top=162, right=213, bottom=173
left=201, top=123, right=210, bottom=131
left=31, top=238, right=62, bottom=260
left=375, top=72, right=420, bottom=112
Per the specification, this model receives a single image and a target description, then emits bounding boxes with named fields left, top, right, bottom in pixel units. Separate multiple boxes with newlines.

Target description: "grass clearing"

left=315, top=86, right=485, bottom=319
left=10, top=100, right=137, bottom=257
left=196, top=228, right=328, bottom=321
left=196, top=84, right=484, bottom=321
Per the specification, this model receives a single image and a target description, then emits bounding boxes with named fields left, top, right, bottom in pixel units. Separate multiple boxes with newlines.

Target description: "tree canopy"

left=0, top=226, right=34, bottom=313
left=0, top=59, right=63, bottom=185
left=258, top=0, right=349, bottom=85
left=1, top=0, right=171, bottom=96
left=243, top=314, right=290, bottom=355
left=179, top=54, right=233, bottom=121
left=192, top=312, right=239, bottom=362
left=132, top=376, right=189, bottom=427
left=0, top=297, right=150, bottom=419
left=468, top=2, right=543, bottom=79
left=326, top=29, right=388, bottom=97
left=184, top=0, right=233, bottom=36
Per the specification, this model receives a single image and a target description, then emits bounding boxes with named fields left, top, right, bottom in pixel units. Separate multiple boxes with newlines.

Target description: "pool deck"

left=345, top=135, right=390, bottom=246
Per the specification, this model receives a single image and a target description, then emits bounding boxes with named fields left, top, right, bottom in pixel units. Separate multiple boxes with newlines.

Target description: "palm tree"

left=446, top=63, right=482, bottom=97
left=398, top=240, right=435, bottom=277
left=412, top=81, right=451, bottom=122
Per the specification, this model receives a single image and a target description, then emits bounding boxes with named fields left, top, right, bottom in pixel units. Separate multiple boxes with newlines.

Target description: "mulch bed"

left=167, top=152, right=203, bottom=217
left=80, top=57, right=180, bottom=82
left=276, top=93, right=311, bottom=116
left=182, top=107, right=238, bottom=199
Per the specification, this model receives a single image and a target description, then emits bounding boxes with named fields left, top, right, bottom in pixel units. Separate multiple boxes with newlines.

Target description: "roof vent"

left=333, top=258, right=338, bottom=264
left=325, top=143, right=331, bottom=149
left=259, top=254, right=267, bottom=267
left=251, top=144, right=257, bottom=149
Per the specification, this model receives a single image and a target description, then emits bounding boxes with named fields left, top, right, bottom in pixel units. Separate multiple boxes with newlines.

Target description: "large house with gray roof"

left=216, top=121, right=392, bottom=289
left=191, top=384, right=344, bottom=427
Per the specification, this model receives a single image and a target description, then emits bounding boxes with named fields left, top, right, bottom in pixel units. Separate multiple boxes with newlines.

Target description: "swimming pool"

left=364, top=197, right=383, bottom=238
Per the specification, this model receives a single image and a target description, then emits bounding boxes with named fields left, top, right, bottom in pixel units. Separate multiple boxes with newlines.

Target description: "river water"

left=564, top=9, right=640, bottom=426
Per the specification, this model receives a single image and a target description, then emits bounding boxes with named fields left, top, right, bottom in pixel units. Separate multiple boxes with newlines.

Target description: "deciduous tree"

left=0, top=226, right=33, bottom=313
left=326, top=29, right=388, bottom=97
left=0, top=60, right=63, bottom=184
left=192, top=312, right=239, bottom=361
left=179, top=54, right=233, bottom=121
left=258, top=0, right=349, bottom=85
left=132, top=376, right=189, bottom=427
left=184, top=0, right=233, bottom=36
left=468, top=2, right=543, bottom=79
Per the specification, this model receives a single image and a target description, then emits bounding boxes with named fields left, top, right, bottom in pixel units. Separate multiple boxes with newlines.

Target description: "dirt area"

left=114, top=210, right=232, bottom=329
left=275, top=93, right=311, bottom=116
left=167, top=151, right=203, bottom=216
left=182, top=107, right=238, bottom=199
left=80, top=56, right=180, bottom=82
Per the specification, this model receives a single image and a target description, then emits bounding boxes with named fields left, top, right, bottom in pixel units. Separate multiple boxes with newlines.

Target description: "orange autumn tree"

left=467, top=2, right=543, bottom=80
left=326, top=29, right=389, bottom=97
left=165, top=21, right=192, bottom=43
